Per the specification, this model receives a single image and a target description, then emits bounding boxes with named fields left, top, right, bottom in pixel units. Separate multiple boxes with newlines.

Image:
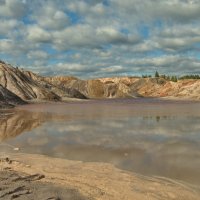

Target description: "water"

left=1, top=99, right=200, bottom=187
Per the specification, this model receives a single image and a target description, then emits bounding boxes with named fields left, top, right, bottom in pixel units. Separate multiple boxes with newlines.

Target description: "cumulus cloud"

left=0, top=0, right=27, bottom=18
left=0, top=0, right=200, bottom=77
left=111, top=0, right=200, bottom=23
left=0, top=19, right=20, bottom=35
left=27, top=50, right=49, bottom=59
left=52, top=25, right=140, bottom=50
left=32, top=2, right=70, bottom=30
left=26, top=25, right=52, bottom=43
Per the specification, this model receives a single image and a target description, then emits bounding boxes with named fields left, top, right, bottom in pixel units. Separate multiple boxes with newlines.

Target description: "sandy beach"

left=0, top=153, right=199, bottom=200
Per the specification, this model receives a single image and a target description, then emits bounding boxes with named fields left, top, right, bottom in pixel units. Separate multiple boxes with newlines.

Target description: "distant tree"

left=160, top=74, right=166, bottom=79
left=142, top=75, right=152, bottom=78
left=155, top=71, right=159, bottom=78
left=142, top=75, right=147, bottom=78
left=171, top=76, right=177, bottom=82
left=167, top=76, right=170, bottom=80
left=179, top=74, right=200, bottom=80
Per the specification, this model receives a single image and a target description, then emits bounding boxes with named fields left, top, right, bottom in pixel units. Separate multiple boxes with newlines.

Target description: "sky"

left=0, top=0, right=200, bottom=78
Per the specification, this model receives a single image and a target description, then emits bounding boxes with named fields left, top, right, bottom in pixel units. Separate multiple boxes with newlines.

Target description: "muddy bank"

left=0, top=153, right=199, bottom=200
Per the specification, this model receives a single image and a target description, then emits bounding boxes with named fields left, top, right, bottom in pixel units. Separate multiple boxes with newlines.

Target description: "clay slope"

left=99, top=77, right=200, bottom=100
left=44, top=77, right=135, bottom=98
left=1, top=60, right=200, bottom=101
left=0, top=62, right=60, bottom=101
left=45, top=76, right=200, bottom=100
left=0, top=62, right=87, bottom=101
left=0, top=84, right=25, bottom=108
left=44, top=76, right=164, bottom=99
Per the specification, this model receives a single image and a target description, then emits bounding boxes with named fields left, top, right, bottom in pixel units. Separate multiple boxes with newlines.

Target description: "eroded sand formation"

left=1, top=61, right=200, bottom=108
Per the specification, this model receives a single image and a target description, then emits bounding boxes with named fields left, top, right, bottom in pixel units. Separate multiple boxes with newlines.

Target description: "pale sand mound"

left=1, top=153, right=199, bottom=200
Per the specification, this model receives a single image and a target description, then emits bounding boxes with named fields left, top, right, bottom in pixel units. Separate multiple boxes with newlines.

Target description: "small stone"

left=13, top=147, right=20, bottom=151
left=5, top=157, right=9, bottom=162
left=5, top=157, right=12, bottom=164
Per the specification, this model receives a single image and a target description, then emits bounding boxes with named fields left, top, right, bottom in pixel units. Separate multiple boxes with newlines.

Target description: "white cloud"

left=0, top=0, right=27, bottom=18
left=32, top=2, right=69, bottom=30
left=0, top=39, right=26, bottom=55
left=101, top=65, right=124, bottom=73
left=27, top=50, right=49, bottom=59
left=68, top=1, right=106, bottom=16
left=56, top=63, right=89, bottom=72
left=0, top=19, right=20, bottom=35
left=96, top=26, right=136, bottom=44
left=0, top=0, right=200, bottom=77
left=111, top=0, right=200, bottom=23
left=27, top=25, right=52, bottom=43
left=53, top=24, right=140, bottom=50
left=157, top=37, right=200, bottom=51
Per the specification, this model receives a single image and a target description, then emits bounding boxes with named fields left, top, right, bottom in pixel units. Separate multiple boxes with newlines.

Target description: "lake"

left=1, top=98, right=200, bottom=188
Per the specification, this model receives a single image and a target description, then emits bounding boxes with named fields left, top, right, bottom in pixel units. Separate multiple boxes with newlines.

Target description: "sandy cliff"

left=0, top=62, right=87, bottom=103
left=0, top=63, right=60, bottom=101
left=45, top=76, right=200, bottom=100
left=0, top=84, right=25, bottom=108
left=1, top=61, right=200, bottom=102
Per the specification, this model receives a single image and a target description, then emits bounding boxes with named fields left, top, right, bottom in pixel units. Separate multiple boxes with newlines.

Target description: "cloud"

left=96, top=26, right=139, bottom=44
left=53, top=24, right=140, bottom=50
left=111, top=0, right=200, bottom=23
left=0, top=0, right=27, bottom=18
left=27, top=50, right=49, bottom=59
left=100, top=65, right=124, bottom=73
left=157, top=37, right=200, bottom=51
left=32, top=2, right=70, bottom=30
left=27, top=25, right=52, bottom=43
left=68, top=1, right=106, bottom=16
left=0, top=39, right=27, bottom=55
left=0, top=19, right=20, bottom=35
left=0, top=0, right=200, bottom=77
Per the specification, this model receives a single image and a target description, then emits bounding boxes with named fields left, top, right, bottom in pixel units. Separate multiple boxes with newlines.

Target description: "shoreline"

left=2, top=96, right=200, bottom=111
left=1, top=152, right=199, bottom=200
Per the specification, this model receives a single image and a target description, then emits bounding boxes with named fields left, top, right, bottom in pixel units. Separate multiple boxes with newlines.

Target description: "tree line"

left=142, top=71, right=200, bottom=82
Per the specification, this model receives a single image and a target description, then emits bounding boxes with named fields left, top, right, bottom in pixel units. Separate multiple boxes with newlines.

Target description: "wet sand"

left=0, top=153, right=199, bottom=200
